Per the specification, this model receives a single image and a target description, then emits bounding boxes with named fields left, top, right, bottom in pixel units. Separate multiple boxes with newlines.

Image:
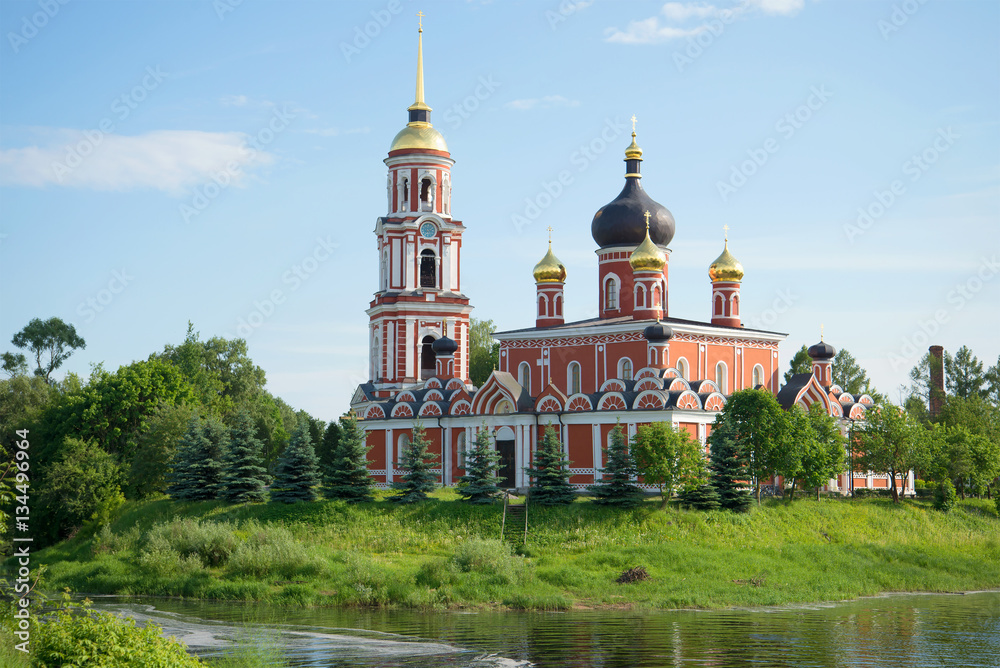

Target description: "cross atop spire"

left=417, top=10, right=424, bottom=31
left=409, top=12, right=431, bottom=114
left=821, top=323, right=825, bottom=341
left=631, top=114, right=637, bottom=133
left=644, top=210, right=651, bottom=230
left=723, top=224, right=730, bottom=243
left=547, top=225, right=553, bottom=245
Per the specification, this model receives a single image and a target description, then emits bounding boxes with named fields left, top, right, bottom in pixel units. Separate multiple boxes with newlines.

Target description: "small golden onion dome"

left=533, top=243, right=567, bottom=283
left=629, top=226, right=666, bottom=271
left=708, top=240, right=744, bottom=282
left=624, top=131, right=643, bottom=160
left=389, top=124, right=449, bottom=153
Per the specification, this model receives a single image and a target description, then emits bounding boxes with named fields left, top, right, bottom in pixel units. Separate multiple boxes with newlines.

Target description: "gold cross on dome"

left=821, top=323, right=825, bottom=341
left=417, top=10, right=425, bottom=29
left=723, top=224, right=730, bottom=241
left=644, top=210, right=651, bottom=230
left=631, top=115, right=637, bottom=133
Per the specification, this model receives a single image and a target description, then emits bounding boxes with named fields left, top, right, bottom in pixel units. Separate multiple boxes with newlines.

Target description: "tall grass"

left=23, top=491, right=1000, bottom=610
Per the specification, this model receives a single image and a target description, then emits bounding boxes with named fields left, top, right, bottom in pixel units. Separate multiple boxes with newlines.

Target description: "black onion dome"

left=808, top=340, right=836, bottom=360
left=432, top=336, right=458, bottom=355
left=643, top=322, right=674, bottom=342
left=591, top=176, right=675, bottom=249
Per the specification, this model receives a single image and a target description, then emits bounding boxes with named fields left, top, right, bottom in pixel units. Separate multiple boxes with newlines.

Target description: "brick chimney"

left=929, top=345, right=945, bottom=419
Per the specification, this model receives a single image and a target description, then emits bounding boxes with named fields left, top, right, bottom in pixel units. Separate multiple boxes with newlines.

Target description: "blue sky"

left=1, top=0, right=998, bottom=420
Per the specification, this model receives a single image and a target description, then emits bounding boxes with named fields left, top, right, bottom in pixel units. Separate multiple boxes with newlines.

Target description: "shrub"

left=451, top=538, right=527, bottom=585
left=144, top=519, right=240, bottom=567
left=851, top=488, right=893, bottom=499
left=227, top=525, right=325, bottom=579
left=934, top=480, right=958, bottom=513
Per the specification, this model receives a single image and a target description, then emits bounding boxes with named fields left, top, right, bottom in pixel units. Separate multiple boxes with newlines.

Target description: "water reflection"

left=93, top=591, right=1000, bottom=668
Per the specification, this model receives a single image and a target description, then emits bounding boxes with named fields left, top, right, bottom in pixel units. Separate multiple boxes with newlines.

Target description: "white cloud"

left=0, top=129, right=274, bottom=195
left=605, top=0, right=804, bottom=45
left=504, top=95, right=581, bottom=111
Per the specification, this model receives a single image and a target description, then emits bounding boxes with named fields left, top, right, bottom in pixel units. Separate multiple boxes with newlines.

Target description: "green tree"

left=526, top=425, right=576, bottom=505
left=317, top=419, right=343, bottom=474
left=718, top=389, right=790, bottom=505
left=945, top=345, right=986, bottom=399
left=457, top=425, right=503, bottom=504
left=854, top=399, right=925, bottom=503
left=127, top=402, right=197, bottom=499
left=984, top=355, right=1000, bottom=406
left=166, top=417, right=223, bottom=501
left=907, top=352, right=933, bottom=414
left=801, top=402, right=846, bottom=500
left=270, top=417, right=322, bottom=503
left=0, top=374, right=57, bottom=446
left=1, top=352, right=27, bottom=378
left=774, top=405, right=810, bottom=500
left=924, top=423, right=1000, bottom=499
left=390, top=423, right=439, bottom=503
left=38, top=437, right=124, bottom=535
left=784, top=345, right=812, bottom=385
left=323, top=412, right=375, bottom=503
left=7, top=317, right=86, bottom=382
left=632, top=421, right=704, bottom=509
left=220, top=409, right=269, bottom=503
left=677, top=481, right=721, bottom=510
left=708, top=415, right=752, bottom=512
left=469, top=318, right=499, bottom=386
left=590, top=423, right=644, bottom=507
left=832, top=349, right=871, bottom=394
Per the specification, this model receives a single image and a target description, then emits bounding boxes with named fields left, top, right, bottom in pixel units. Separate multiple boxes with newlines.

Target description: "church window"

left=605, top=277, right=618, bottom=310
left=715, top=361, right=728, bottom=394
left=653, top=284, right=662, bottom=307
left=457, top=431, right=467, bottom=468
left=420, top=335, right=435, bottom=378
left=676, top=357, right=689, bottom=380
left=420, top=177, right=433, bottom=211
left=397, top=433, right=410, bottom=467
left=568, top=361, right=581, bottom=395
left=753, top=364, right=765, bottom=389
left=519, top=362, right=531, bottom=394
left=714, top=293, right=724, bottom=316
left=420, top=249, right=437, bottom=288
left=732, top=294, right=740, bottom=316
left=538, top=294, right=547, bottom=317
left=636, top=284, right=646, bottom=308
left=554, top=294, right=562, bottom=316
left=401, top=177, right=409, bottom=210
left=619, top=358, right=632, bottom=381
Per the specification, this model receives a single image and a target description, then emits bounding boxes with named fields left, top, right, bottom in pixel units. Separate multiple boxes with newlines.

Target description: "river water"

left=92, top=591, right=1000, bottom=667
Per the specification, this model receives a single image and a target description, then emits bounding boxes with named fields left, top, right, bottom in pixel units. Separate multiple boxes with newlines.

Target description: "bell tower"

left=366, top=16, right=473, bottom=395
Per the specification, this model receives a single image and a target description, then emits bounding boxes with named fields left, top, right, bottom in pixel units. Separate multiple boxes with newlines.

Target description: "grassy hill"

left=31, top=490, right=1000, bottom=610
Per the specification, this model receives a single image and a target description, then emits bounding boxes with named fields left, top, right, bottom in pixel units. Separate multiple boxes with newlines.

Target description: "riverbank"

left=30, top=491, right=1000, bottom=610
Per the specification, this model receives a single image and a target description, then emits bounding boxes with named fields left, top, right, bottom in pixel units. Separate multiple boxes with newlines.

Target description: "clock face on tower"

left=420, top=222, right=436, bottom=239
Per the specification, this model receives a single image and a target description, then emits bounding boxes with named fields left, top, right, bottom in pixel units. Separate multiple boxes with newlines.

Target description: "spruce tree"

left=590, top=423, right=644, bottom=507
left=220, top=410, right=268, bottom=503
left=708, top=416, right=753, bottom=512
left=166, top=417, right=225, bottom=501
left=316, top=419, right=343, bottom=474
left=457, top=426, right=502, bottom=504
left=389, top=423, right=439, bottom=503
left=270, top=417, right=321, bottom=503
left=525, top=425, right=576, bottom=505
left=323, top=412, right=375, bottom=502
left=677, top=483, right=721, bottom=511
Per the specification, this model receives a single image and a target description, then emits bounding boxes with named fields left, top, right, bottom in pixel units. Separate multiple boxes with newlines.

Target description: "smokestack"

left=929, top=345, right=944, bottom=419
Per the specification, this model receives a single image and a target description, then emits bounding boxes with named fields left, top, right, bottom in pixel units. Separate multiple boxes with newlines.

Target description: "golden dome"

left=389, top=123, right=449, bottom=153
left=708, top=239, right=744, bottom=282
left=629, top=212, right=666, bottom=271
left=533, top=243, right=567, bottom=283
left=624, top=131, right=643, bottom=161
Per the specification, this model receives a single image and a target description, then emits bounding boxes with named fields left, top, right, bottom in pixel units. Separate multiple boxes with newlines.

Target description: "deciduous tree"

left=718, top=389, right=790, bottom=505
left=8, top=317, right=86, bottom=382
left=784, top=345, right=812, bottom=385
left=469, top=318, right=499, bottom=386
left=853, top=399, right=925, bottom=503
left=632, top=421, right=704, bottom=509
left=832, top=349, right=871, bottom=395
left=945, top=345, right=986, bottom=399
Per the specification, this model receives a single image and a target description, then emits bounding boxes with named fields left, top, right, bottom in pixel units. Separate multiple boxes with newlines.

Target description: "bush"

left=226, top=524, right=325, bottom=579
left=934, top=480, right=958, bottom=513
left=144, top=519, right=240, bottom=567
left=451, top=539, right=527, bottom=585
left=33, top=604, right=203, bottom=668
left=851, top=488, right=893, bottom=499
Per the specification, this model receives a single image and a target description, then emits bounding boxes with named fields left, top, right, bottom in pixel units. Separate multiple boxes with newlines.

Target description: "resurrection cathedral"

left=349, top=25, right=914, bottom=497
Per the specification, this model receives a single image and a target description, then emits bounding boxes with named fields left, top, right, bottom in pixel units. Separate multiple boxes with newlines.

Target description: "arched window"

left=396, top=433, right=410, bottom=466
left=653, top=284, right=662, bottom=307
left=442, top=176, right=451, bottom=214
left=568, top=362, right=581, bottom=395
left=604, top=277, right=618, bottom=310
left=714, top=293, right=724, bottom=316
left=554, top=294, right=562, bottom=316
left=380, top=251, right=388, bottom=290
left=636, top=284, right=646, bottom=309
left=538, top=294, right=547, bottom=317
left=753, top=364, right=765, bottom=389
left=619, top=357, right=632, bottom=381
left=420, top=249, right=436, bottom=289
left=420, top=335, right=435, bottom=378
left=420, top=177, right=433, bottom=211
left=732, top=294, right=740, bottom=316
left=676, top=357, right=689, bottom=380
left=456, top=431, right=467, bottom=468
left=401, top=177, right=409, bottom=210
left=715, top=361, right=728, bottom=395
left=518, top=362, right=531, bottom=394
left=372, top=333, right=381, bottom=380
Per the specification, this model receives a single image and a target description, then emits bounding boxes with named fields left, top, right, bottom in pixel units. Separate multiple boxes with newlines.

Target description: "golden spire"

left=630, top=210, right=666, bottom=272
left=409, top=12, right=431, bottom=114
left=821, top=323, right=824, bottom=341
left=708, top=225, right=744, bottom=282
left=625, top=114, right=643, bottom=161
left=533, top=229, right=567, bottom=283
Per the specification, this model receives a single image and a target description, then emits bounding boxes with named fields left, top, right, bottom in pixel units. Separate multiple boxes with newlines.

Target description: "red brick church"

left=349, top=24, right=911, bottom=497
